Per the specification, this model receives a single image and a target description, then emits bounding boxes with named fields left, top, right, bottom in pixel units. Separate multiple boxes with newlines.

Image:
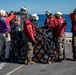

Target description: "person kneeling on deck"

left=23, top=14, right=39, bottom=64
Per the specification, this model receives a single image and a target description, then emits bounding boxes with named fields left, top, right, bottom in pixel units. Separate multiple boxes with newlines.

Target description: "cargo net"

left=33, top=25, right=56, bottom=63
left=1, top=22, right=57, bottom=63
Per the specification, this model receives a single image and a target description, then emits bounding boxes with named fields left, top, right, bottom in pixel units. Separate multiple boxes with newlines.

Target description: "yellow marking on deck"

left=5, top=65, right=24, bottom=75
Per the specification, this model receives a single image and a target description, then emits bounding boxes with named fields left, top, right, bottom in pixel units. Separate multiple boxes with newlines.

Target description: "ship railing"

left=65, top=32, right=72, bottom=44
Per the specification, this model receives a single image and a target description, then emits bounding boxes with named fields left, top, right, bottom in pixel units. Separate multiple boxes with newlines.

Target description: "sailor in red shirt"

left=23, top=13, right=39, bottom=64
left=44, top=10, right=57, bottom=44
left=44, top=10, right=56, bottom=30
left=6, top=11, right=15, bottom=25
left=69, top=8, right=76, bottom=60
left=69, top=8, right=76, bottom=33
left=44, top=10, right=58, bottom=63
left=51, top=12, right=67, bottom=62
left=44, top=10, right=59, bottom=39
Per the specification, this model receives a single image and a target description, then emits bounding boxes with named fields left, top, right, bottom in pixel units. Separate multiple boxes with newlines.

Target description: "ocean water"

left=35, top=14, right=71, bottom=32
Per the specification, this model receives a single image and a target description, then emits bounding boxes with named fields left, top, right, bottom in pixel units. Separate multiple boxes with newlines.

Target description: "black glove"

left=32, top=41, right=36, bottom=45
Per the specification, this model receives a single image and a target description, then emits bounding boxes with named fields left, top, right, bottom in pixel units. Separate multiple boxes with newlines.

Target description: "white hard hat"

left=45, top=10, right=51, bottom=14
left=0, top=10, right=6, bottom=16
left=55, top=12, right=62, bottom=15
left=45, top=10, right=52, bottom=16
left=32, top=13, right=39, bottom=20
left=21, top=7, right=27, bottom=11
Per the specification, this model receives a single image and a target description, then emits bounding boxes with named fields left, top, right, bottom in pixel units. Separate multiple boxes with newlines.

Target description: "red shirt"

left=44, top=15, right=58, bottom=35
left=51, top=17, right=67, bottom=38
left=44, top=16, right=55, bottom=27
left=69, top=12, right=76, bottom=32
left=24, top=18, right=35, bottom=42
left=6, top=12, right=15, bottom=25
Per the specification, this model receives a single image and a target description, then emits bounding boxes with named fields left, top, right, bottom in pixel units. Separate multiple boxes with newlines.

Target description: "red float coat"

left=44, top=16, right=57, bottom=36
left=23, top=18, right=35, bottom=42
left=51, top=17, right=67, bottom=38
left=69, top=12, right=76, bottom=32
left=6, top=12, right=15, bottom=24
left=44, top=16, right=55, bottom=27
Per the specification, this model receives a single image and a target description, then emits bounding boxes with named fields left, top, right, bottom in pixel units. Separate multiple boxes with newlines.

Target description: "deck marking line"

left=5, top=64, right=24, bottom=75
left=0, top=62, right=6, bottom=70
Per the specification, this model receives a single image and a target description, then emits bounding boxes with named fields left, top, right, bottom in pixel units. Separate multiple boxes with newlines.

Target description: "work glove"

left=32, top=40, right=36, bottom=45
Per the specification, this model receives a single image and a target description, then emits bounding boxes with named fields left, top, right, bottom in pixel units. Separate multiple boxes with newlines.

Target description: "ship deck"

left=0, top=44, right=76, bottom=75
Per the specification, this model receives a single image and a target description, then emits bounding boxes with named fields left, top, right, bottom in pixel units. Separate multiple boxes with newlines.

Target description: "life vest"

left=69, top=12, right=76, bottom=32
left=10, top=12, right=27, bottom=32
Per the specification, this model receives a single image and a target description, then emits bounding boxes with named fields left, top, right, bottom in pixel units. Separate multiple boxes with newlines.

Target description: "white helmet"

left=0, top=10, right=6, bottom=16
left=20, top=6, right=27, bottom=11
left=31, top=13, right=39, bottom=21
left=45, top=10, right=52, bottom=16
left=55, top=12, right=62, bottom=15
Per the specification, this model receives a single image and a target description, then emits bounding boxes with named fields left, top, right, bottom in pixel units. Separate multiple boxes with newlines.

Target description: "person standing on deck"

left=44, top=10, right=57, bottom=46
left=69, top=8, right=76, bottom=60
left=0, top=10, right=14, bottom=61
left=54, top=12, right=67, bottom=62
left=44, top=10, right=56, bottom=33
left=23, top=13, right=39, bottom=65
left=50, top=12, right=67, bottom=62
left=44, top=10, right=58, bottom=37
left=20, top=6, right=30, bottom=18
left=44, top=10, right=59, bottom=61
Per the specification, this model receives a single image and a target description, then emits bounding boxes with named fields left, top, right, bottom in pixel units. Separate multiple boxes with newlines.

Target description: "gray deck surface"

left=0, top=44, right=76, bottom=75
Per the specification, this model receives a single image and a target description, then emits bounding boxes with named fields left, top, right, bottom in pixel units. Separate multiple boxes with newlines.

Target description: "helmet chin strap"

left=55, top=14, right=60, bottom=18
left=46, top=13, right=52, bottom=17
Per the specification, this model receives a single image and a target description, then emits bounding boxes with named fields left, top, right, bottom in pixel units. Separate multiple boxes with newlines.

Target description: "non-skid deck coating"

left=0, top=44, right=76, bottom=75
